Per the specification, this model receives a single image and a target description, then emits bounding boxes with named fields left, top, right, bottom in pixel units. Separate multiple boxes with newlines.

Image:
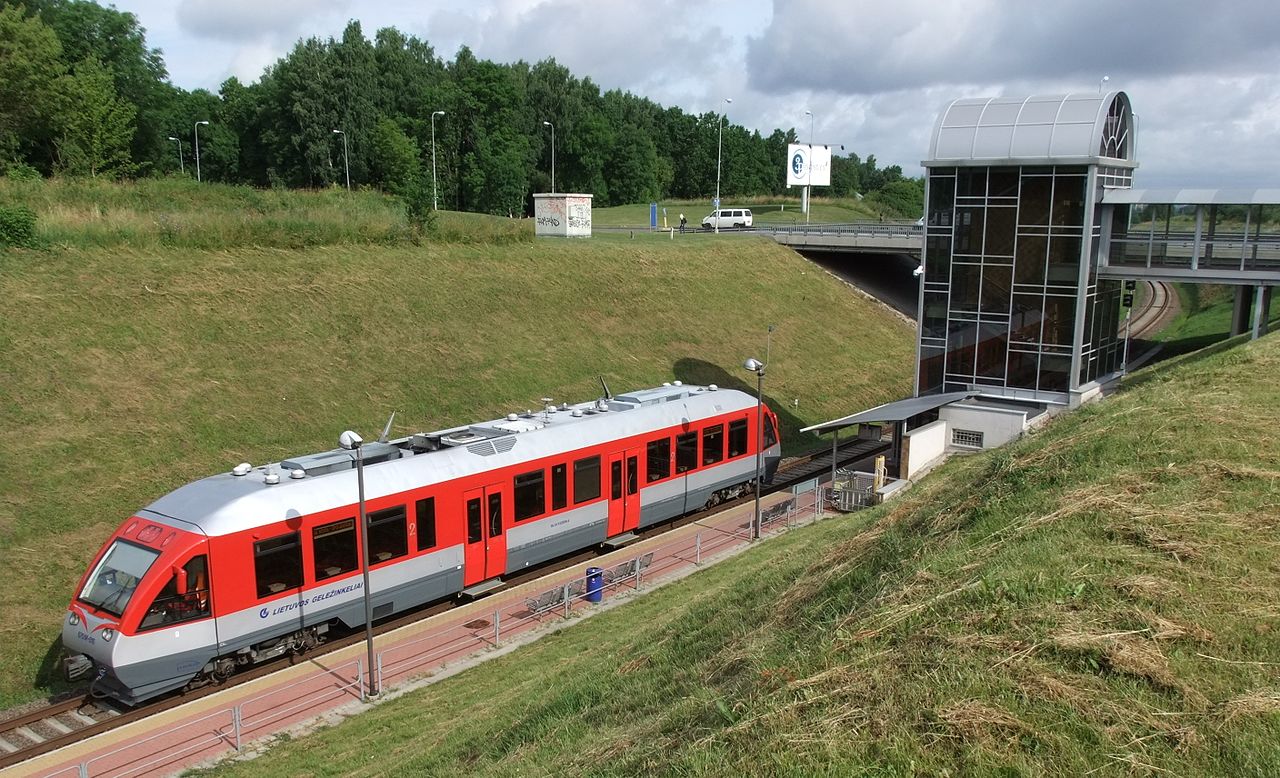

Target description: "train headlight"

left=100, top=628, right=115, bottom=642
left=68, top=612, right=79, bottom=627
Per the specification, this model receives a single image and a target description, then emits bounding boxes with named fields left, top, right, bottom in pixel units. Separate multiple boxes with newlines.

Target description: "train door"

left=606, top=448, right=642, bottom=535
left=462, top=484, right=507, bottom=585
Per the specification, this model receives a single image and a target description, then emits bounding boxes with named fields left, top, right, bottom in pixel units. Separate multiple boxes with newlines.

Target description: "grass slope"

left=0, top=228, right=913, bottom=707
left=201, top=333, right=1280, bottom=776
left=0, top=177, right=530, bottom=250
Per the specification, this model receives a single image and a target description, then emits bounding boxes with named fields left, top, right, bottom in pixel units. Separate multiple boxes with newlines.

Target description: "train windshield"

left=78, top=539, right=160, bottom=618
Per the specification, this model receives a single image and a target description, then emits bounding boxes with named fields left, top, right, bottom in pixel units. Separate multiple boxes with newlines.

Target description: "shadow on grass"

left=672, top=357, right=831, bottom=456
left=33, top=635, right=75, bottom=700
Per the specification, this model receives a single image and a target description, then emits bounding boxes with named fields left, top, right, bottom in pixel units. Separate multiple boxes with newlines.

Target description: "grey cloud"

left=176, top=0, right=351, bottom=43
left=746, top=0, right=1280, bottom=96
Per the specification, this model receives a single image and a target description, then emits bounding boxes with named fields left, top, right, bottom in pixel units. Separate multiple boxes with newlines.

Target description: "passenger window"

left=728, top=419, right=749, bottom=458
left=646, top=437, right=671, bottom=482
left=676, top=431, right=698, bottom=473
left=138, top=555, right=210, bottom=631
left=466, top=498, right=482, bottom=543
left=313, top=519, right=358, bottom=581
left=514, top=469, right=545, bottom=521
left=416, top=497, right=437, bottom=551
left=574, top=455, right=602, bottom=503
left=627, top=455, right=638, bottom=495
left=489, top=492, right=503, bottom=537
left=703, top=425, right=724, bottom=465
left=611, top=460, right=622, bottom=500
left=551, top=463, right=568, bottom=511
left=254, top=532, right=302, bottom=598
left=367, top=505, right=407, bottom=565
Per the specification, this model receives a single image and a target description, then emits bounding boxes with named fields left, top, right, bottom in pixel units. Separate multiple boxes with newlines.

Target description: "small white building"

left=534, top=193, right=593, bottom=238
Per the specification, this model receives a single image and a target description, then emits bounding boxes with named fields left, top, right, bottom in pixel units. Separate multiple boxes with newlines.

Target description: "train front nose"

left=61, top=609, right=115, bottom=682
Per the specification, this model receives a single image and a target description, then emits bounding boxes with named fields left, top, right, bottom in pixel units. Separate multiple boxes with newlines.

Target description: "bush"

left=0, top=204, right=37, bottom=248
left=5, top=163, right=41, bottom=182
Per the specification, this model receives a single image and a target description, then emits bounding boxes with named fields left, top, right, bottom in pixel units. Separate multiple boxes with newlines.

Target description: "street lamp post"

left=715, top=97, right=733, bottom=234
left=338, top=430, right=378, bottom=697
left=542, top=121, right=555, bottom=193
left=167, top=136, right=183, bottom=174
left=332, top=129, right=350, bottom=191
left=193, top=120, right=209, bottom=182
left=804, top=110, right=814, bottom=224
left=431, top=111, right=445, bottom=210
left=743, top=357, right=765, bottom=540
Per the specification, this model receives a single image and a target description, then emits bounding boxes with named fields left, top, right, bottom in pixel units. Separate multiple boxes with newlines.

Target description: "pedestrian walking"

left=679, top=213, right=687, bottom=233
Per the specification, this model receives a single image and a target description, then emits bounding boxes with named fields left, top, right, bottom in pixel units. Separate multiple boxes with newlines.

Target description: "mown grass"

left=199, top=332, right=1280, bottom=776
left=0, top=234, right=914, bottom=708
left=592, top=197, right=886, bottom=228
left=0, top=177, right=532, bottom=250
left=1157, top=283, right=1280, bottom=357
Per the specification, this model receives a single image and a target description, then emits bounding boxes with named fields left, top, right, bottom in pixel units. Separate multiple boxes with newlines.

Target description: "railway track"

left=0, top=435, right=884, bottom=770
left=1127, top=280, right=1175, bottom=341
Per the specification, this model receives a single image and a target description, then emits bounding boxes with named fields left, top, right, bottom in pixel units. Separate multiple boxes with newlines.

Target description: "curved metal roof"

left=925, top=91, right=1136, bottom=167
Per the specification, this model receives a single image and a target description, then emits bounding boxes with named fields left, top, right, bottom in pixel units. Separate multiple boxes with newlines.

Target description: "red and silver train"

left=63, top=382, right=781, bottom=705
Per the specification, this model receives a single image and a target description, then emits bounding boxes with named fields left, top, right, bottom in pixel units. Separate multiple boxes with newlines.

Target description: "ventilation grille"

left=468, top=437, right=517, bottom=456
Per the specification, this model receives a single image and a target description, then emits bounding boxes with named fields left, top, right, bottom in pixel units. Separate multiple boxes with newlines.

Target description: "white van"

left=701, top=208, right=753, bottom=230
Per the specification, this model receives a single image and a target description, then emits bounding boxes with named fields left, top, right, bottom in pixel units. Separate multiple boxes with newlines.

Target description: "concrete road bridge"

left=757, top=221, right=924, bottom=256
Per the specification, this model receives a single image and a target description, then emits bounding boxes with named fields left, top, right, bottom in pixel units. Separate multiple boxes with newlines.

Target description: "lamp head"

left=434, top=110, right=445, bottom=117
left=197, top=120, right=209, bottom=126
left=543, top=120, right=552, bottom=127
left=338, top=430, right=363, bottom=450
left=724, top=98, right=733, bottom=104
left=913, top=265, right=925, bottom=278
left=743, top=357, right=764, bottom=373
left=168, top=136, right=177, bottom=141
left=332, top=129, right=342, bottom=134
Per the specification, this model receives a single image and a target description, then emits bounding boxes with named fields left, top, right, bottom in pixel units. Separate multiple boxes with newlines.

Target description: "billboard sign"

left=786, top=143, right=831, bottom=187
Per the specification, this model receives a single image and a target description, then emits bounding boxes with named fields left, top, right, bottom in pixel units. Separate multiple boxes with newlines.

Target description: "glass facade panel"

left=980, top=265, right=1012, bottom=314
left=1019, top=176, right=1052, bottom=225
left=951, top=264, right=981, bottom=312
left=919, top=345, right=945, bottom=394
left=1014, top=234, right=1047, bottom=285
left=957, top=167, right=986, bottom=198
left=955, top=208, right=985, bottom=254
left=1039, top=354, right=1071, bottom=392
left=946, top=321, right=977, bottom=378
left=975, top=323, right=1008, bottom=379
left=1046, top=236, right=1082, bottom=286
left=1051, top=175, right=1086, bottom=226
left=985, top=206, right=1016, bottom=257
left=1010, top=293, right=1044, bottom=344
left=925, top=236, right=951, bottom=284
left=927, top=176, right=955, bottom=227
left=922, top=292, right=948, bottom=339
left=988, top=169, right=1019, bottom=198
left=1006, top=349, right=1038, bottom=390
left=1043, top=295, right=1076, bottom=345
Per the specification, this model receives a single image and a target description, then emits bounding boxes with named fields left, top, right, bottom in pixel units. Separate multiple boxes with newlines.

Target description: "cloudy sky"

left=114, top=0, right=1280, bottom=188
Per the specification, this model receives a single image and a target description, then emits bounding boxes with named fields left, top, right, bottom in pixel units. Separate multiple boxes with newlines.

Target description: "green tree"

left=55, top=57, right=136, bottom=178
left=0, top=5, right=65, bottom=169
left=369, top=117, right=421, bottom=197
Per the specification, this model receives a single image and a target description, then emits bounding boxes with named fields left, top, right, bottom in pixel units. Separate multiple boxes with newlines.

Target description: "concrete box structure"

left=902, top=419, right=947, bottom=480
left=534, top=193, right=593, bottom=237
left=939, top=401, right=1029, bottom=451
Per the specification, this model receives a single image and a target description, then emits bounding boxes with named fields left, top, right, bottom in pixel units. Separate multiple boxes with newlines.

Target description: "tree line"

left=0, top=1, right=922, bottom=216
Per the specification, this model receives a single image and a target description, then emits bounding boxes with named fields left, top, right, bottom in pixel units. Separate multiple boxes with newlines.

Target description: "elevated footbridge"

left=1099, top=188, right=1280, bottom=286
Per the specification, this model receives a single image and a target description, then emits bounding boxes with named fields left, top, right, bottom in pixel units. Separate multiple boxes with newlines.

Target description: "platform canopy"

left=925, top=91, right=1135, bottom=167
left=800, top=391, right=977, bottom=434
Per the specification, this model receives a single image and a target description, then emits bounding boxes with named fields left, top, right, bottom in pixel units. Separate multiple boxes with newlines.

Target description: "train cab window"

left=467, top=498, right=483, bottom=543
left=551, top=463, right=568, bottom=511
left=312, top=519, right=358, bottom=582
left=254, top=532, right=303, bottom=597
left=367, top=505, right=408, bottom=565
left=416, top=497, right=437, bottom=551
left=610, top=460, right=623, bottom=500
left=646, top=437, right=671, bottom=482
left=676, top=431, right=698, bottom=473
left=703, top=424, right=724, bottom=465
left=138, top=555, right=210, bottom=631
left=514, top=469, right=546, bottom=521
left=78, top=539, right=159, bottom=617
left=764, top=414, right=778, bottom=449
left=728, top=419, right=749, bottom=458
left=574, top=456, right=601, bottom=503
left=489, top=492, right=503, bottom=537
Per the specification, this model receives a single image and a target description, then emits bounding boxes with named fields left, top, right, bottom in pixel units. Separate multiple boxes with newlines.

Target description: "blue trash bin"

left=586, top=566, right=604, bottom=603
